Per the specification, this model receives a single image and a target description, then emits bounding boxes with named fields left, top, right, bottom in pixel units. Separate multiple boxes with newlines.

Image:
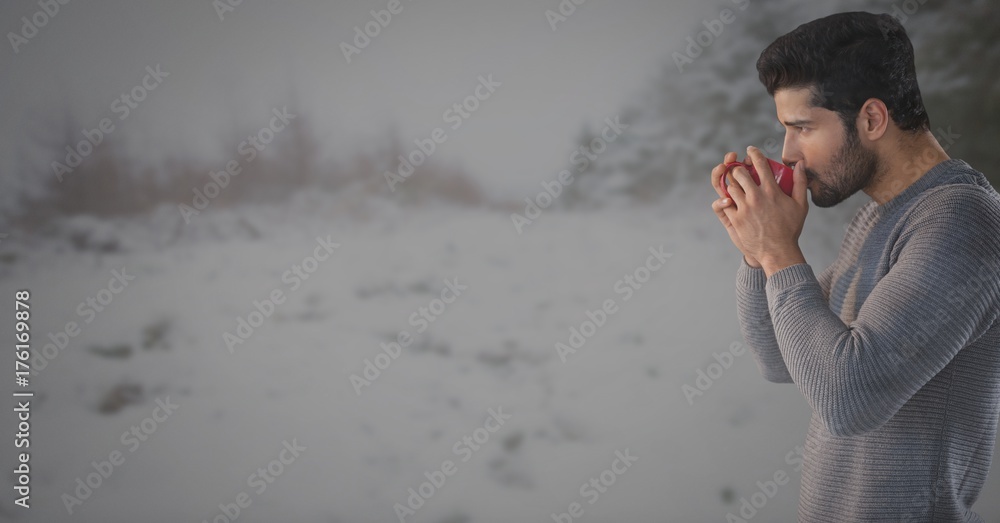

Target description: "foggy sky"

left=0, top=0, right=710, bottom=200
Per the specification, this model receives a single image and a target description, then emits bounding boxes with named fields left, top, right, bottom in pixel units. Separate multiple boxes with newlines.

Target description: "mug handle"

left=720, top=161, right=750, bottom=197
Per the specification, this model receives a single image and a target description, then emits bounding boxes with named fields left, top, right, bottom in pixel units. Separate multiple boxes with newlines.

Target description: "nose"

left=781, top=133, right=801, bottom=169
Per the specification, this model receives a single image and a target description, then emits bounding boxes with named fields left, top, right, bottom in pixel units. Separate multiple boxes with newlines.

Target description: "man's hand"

left=716, top=146, right=810, bottom=276
left=710, top=151, right=763, bottom=267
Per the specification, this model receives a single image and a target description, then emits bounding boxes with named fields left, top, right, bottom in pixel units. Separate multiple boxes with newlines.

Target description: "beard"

left=804, top=126, right=880, bottom=208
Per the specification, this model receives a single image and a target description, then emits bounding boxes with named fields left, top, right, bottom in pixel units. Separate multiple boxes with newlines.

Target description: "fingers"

left=711, top=164, right=725, bottom=196
left=711, top=152, right=740, bottom=197
left=745, top=145, right=776, bottom=193
left=711, top=197, right=732, bottom=213
left=727, top=164, right=749, bottom=206
left=792, top=161, right=808, bottom=206
left=711, top=197, right=736, bottom=225
left=711, top=163, right=729, bottom=198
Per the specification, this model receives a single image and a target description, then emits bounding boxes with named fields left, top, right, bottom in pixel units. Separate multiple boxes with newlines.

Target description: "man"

left=708, top=11, right=1000, bottom=522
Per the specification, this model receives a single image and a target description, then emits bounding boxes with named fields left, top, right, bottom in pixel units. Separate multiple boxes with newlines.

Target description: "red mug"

left=720, top=157, right=795, bottom=199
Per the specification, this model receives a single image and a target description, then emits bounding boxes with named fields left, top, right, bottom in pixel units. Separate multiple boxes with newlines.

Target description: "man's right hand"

left=710, top=151, right=763, bottom=268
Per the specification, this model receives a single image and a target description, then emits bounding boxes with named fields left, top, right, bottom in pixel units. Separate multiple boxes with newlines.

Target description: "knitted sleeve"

left=763, top=187, right=1000, bottom=437
left=735, top=256, right=836, bottom=383
left=736, top=256, right=791, bottom=383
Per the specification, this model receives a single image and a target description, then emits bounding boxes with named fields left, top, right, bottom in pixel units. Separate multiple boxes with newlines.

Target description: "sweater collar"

left=870, top=158, right=970, bottom=219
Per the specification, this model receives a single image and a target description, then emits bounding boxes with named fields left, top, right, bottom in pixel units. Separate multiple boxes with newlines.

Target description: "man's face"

left=774, top=87, right=880, bottom=208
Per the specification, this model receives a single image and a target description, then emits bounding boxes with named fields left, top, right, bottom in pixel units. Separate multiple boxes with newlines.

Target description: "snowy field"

left=3, top=186, right=1000, bottom=522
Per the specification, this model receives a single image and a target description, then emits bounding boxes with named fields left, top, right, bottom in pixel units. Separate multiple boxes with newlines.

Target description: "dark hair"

left=756, top=11, right=930, bottom=134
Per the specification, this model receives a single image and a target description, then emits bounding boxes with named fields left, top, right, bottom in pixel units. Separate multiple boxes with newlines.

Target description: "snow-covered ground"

left=3, top=187, right=1000, bottom=523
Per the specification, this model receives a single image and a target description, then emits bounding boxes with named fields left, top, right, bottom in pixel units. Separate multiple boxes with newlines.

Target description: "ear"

left=859, top=98, right=889, bottom=141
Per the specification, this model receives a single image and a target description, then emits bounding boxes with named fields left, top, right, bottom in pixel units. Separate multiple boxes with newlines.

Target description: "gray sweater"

left=735, top=159, right=1000, bottom=522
